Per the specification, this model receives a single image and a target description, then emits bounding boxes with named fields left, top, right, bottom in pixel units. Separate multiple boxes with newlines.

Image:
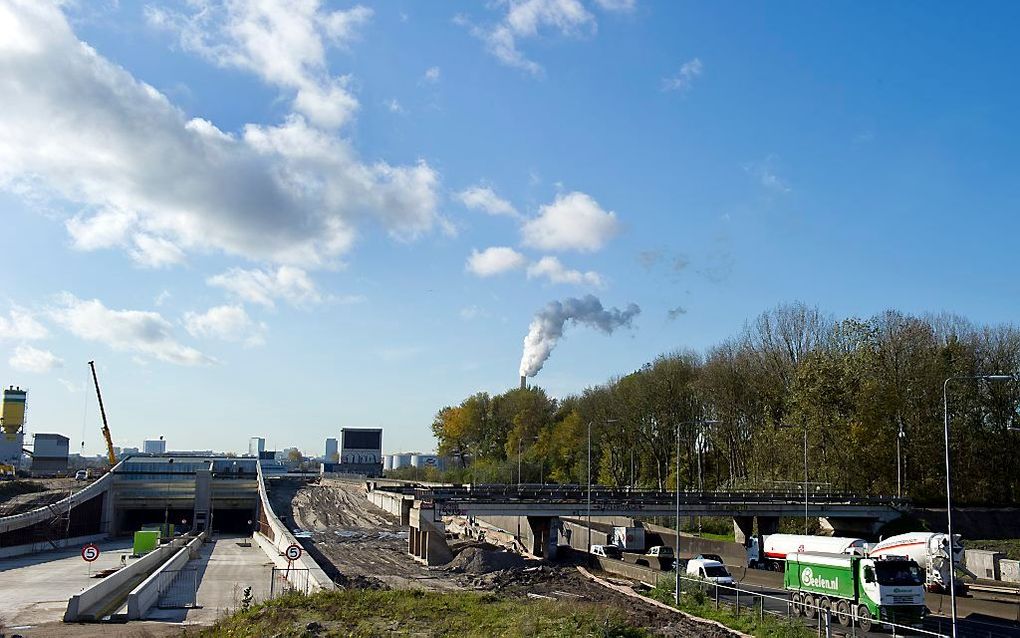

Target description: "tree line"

left=426, top=303, right=1020, bottom=506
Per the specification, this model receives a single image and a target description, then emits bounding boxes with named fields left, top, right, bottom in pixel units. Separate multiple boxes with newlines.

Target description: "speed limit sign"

left=81, top=544, right=100, bottom=562
left=285, top=543, right=302, bottom=561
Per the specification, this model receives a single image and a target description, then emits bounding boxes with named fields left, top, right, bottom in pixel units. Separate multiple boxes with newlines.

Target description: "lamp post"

left=896, top=417, right=905, bottom=499
left=778, top=423, right=808, bottom=534
left=587, top=418, right=618, bottom=565
left=674, top=418, right=719, bottom=606
left=942, top=373, right=1014, bottom=638
left=163, top=457, right=174, bottom=536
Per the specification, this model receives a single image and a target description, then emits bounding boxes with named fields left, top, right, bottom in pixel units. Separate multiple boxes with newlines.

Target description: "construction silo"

left=0, top=387, right=26, bottom=468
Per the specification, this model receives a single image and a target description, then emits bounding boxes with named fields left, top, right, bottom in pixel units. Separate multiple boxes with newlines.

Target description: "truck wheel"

left=856, top=604, right=872, bottom=632
left=803, top=595, right=816, bottom=619
left=835, top=600, right=851, bottom=626
left=817, top=596, right=831, bottom=617
left=791, top=593, right=803, bottom=616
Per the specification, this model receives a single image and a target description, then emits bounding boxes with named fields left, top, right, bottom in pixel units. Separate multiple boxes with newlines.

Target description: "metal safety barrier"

left=156, top=568, right=198, bottom=609
left=270, top=567, right=310, bottom=597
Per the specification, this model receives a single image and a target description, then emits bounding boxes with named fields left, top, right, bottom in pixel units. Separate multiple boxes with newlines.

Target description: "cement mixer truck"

left=749, top=533, right=869, bottom=571
left=869, top=532, right=972, bottom=593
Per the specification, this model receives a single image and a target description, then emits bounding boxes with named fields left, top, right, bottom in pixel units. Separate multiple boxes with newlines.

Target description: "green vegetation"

left=968, top=539, right=1020, bottom=561
left=645, top=581, right=812, bottom=638
left=424, top=303, right=1020, bottom=506
left=193, top=589, right=650, bottom=638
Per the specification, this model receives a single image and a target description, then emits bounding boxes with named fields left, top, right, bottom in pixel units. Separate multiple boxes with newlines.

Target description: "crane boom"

left=88, top=361, right=117, bottom=466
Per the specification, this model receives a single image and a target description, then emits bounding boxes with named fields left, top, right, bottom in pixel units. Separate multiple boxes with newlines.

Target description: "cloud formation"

left=207, top=266, right=323, bottom=308
left=466, top=247, right=527, bottom=277
left=0, top=2, right=442, bottom=270
left=527, top=256, right=603, bottom=286
left=457, top=186, right=519, bottom=218
left=49, top=293, right=213, bottom=366
left=0, top=308, right=48, bottom=341
left=9, top=345, right=63, bottom=373
left=522, top=191, right=620, bottom=252
left=662, top=57, right=703, bottom=92
left=184, top=305, right=267, bottom=347
left=460, top=0, right=597, bottom=76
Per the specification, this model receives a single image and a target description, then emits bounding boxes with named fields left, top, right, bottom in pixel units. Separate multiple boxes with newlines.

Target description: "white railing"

left=0, top=462, right=120, bottom=534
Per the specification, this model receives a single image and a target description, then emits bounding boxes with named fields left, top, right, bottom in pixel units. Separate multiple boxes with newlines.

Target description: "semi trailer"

left=869, top=532, right=973, bottom=593
left=785, top=552, right=927, bottom=631
left=748, top=533, right=868, bottom=570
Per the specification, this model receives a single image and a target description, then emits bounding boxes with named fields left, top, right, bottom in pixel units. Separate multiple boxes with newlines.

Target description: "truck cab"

left=590, top=544, right=622, bottom=559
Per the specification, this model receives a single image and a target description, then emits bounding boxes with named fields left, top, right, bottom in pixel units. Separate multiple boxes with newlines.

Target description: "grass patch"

left=967, top=539, right=1020, bottom=561
left=644, top=581, right=813, bottom=638
left=192, top=588, right=651, bottom=637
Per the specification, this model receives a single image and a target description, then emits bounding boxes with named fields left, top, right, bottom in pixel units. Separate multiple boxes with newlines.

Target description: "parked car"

left=74, top=469, right=90, bottom=481
left=590, top=544, right=623, bottom=559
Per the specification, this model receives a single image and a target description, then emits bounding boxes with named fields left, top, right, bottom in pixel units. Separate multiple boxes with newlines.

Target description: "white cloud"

left=662, top=57, right=702, bottom=92
left=744, top=155, right=791, bottom=193
left=184, top=305, right=267, bottom=347
left=423, top=66, right=440, bottom=82
left=592, top=0, right=636, bottom=10
left=9, top=345, right=63, bottom=373
left=207, top=266, right=322, bottom=308
left=49, top=293, right=214, bottom=366
left=0, top=2, right=442, bottom=271
left=146, top=1, right=372, bottom=129
left=526, top=256, right=603, bottom=286
left=154, top=290, right=172, bottom=307
left=58, top=377, right=82, bottom=393
left=521, top=191, right=620, bottom=252
left=0, top=308, right=48, bottom=341
left=385, top=98, right=405, bottom=114
left=466, top=247, right=527, bottom=277
left=456, top=186, right=519, bottom=218
left=461, top=0, right=596, bottom=76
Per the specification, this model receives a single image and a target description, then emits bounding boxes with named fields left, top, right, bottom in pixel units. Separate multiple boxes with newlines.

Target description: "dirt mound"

left=446, top=546, right=526, bottom=574
left=335, top=573, right=390, bottom=590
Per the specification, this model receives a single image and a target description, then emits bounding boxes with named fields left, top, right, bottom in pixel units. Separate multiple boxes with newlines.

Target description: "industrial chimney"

left=520, top=375, right=527, bottom=391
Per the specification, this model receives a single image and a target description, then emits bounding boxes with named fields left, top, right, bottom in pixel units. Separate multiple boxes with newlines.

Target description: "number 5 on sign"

left=82, top=543, right=100, bottom=576
left=285, top=544, right=302, bottom=562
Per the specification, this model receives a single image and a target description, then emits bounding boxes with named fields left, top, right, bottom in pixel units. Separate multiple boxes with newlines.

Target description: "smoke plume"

left=519, top=295, right=640, bottom=378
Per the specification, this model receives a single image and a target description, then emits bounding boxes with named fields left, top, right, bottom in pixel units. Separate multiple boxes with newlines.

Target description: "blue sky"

left=1, top=0, right=1018, bottom=457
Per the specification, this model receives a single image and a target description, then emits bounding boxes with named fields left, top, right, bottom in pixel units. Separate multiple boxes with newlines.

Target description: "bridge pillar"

left=525, top=516, right=560, bottom=558
left=408, top=505, right=453, bottom=566
left=193, top=467, right=211, bottom=533
left=733, top=516, right=754, bottom=545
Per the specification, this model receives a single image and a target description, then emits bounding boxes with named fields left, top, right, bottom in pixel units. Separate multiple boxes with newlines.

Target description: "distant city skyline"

left=3, top=1, right=1019, bottom=456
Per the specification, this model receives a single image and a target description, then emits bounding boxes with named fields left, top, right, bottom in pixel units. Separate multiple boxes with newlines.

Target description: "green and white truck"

left=784, top=552, right=927, bottom=631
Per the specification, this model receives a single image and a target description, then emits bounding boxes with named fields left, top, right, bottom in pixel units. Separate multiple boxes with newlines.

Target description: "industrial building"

left=143, top=438, right=166, bottom=455
left=248, top=436, right=265, bottom=457
left=384, top=453, right=447, bottom=472
left=30, top=433, right=69, bottom=475
left=325, top=427, right=382, bottom=476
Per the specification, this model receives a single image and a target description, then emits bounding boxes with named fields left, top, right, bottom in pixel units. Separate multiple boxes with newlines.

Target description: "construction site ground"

left=266, top=477, right=736, bottom=637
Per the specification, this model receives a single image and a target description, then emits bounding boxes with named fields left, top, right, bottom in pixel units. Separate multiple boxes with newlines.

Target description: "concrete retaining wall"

left=0, top=532, right=108, bottom=559
left=965, top=549, right=1004, bottom=580
left=126, top=533, right=205, bottom=619
left=999, top=559, right=1020, bottom=584
left=367, top=489, right=412, bottom=525
left=592, top=556, right=673, bottom=588
left=64, top=536, right=189, bottom=621
left=255, top=464, right=333, bottom=592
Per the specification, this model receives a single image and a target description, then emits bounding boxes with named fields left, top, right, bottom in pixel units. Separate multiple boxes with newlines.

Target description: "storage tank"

left=392, top=453, right=412, bottom=469
left=2, top=387, right=27, bottom=441
left=762, top=534, right=868, bottom=561
left=383, top=454, right=394, bottom=471
left=410, top=454, right=440, bottom=469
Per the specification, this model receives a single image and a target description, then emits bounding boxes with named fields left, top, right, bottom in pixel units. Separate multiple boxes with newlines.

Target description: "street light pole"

left=896, top=417, right=905, bottom=500
left=942, top=373, right=1014, bottom=638
left=518, top=437, right=523, bottom=487
left=802, top=427, right=808, bottom=535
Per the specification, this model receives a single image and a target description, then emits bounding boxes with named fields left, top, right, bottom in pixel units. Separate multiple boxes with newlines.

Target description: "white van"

left=686, top=558, right=734, bottom=585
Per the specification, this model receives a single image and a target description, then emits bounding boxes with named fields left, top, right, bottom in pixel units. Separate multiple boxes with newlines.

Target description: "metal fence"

left=156, top=568, right=198, bottom=609
left=270, top=567, right=310, bottom=597
left=672, top=573, right=1017, bottom=638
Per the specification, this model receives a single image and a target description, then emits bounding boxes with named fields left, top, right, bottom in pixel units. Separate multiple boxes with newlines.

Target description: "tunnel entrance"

left=118, top=508, right=197, bottom=535
left=210, top=508, right=258, bottom=534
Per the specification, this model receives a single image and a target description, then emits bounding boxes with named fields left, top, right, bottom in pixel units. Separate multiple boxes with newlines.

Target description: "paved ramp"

left=146, top=535, right=273, bottom=624
left=0, top=539, right=134, bottom=626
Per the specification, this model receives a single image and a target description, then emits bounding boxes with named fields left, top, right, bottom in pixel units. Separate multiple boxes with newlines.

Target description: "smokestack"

left=520, top=375, right=527, bottom=391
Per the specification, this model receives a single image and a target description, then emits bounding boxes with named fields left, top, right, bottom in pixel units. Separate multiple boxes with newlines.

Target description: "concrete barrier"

left=64, top=535, right=189, bottom=622
left=999, top=559, right=1020, bottom=584
left=126, top=533, right=206, bottom=619
left=254, top=463, right=333, bottom=592
left=0, top=532, right=109, bottom=559
left=367, top=488, right=412, bottom=525
left=591, top=556, right=673, bottom=588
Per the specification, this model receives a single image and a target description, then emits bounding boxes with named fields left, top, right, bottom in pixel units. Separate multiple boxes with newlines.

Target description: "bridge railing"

left=0, top=462, right=121, bottom=535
